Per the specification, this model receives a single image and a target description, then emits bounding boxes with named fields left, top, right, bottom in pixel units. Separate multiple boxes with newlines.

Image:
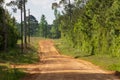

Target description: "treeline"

left=53, top=0, right=120, bottom=57
left=0, top=2, right=18, bottom=50
left=36, top=14, right=61, bottom=39
left=15, top=14, right=61, bottom=39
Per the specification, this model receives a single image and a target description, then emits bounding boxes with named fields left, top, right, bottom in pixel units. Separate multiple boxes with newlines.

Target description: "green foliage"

left=50, top=20, right=61, bottom=39
left=26, top=15, right=39, bottom=36
left=0, top=7, right=19, bottom=50
left=0, top=37, right=40, bottom=80
left=37, top=11, right=61, bottom=39
left=0, top=65, right=25, bottom=80
left=7, top=17, right=19, bottom=47
left=54, top=39, right=120, bottom=71
left=53, top=0, right=120, bottom=72
left=38, top=14, right=48, bottom=38
left=55, top=0, right=120, bottom=57
left=0, top=46, right=39, bottom=64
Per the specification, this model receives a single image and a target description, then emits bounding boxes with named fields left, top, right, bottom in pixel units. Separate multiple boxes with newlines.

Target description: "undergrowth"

left=54, top=39, right=120, bottom=72
left=0, top=37, right=41, bottom=80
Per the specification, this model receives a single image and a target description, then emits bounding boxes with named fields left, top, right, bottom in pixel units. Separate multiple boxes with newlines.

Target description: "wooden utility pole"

left=23, top=0, right=27, bottom=49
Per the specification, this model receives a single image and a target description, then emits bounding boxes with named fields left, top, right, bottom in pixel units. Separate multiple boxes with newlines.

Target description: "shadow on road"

left=22, top=71, right=119, bottom=80
left=21, top=40, right=119, bottom=80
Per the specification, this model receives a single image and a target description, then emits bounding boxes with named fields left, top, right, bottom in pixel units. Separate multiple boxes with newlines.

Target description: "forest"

left=0, top=0, right=120, bottom=80
left=52, top=0, right=120, bottom=57
left=0, top=1, right=18, bottom=51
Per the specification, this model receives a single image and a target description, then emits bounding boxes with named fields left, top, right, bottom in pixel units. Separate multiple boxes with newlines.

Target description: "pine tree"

left=38, top=14, right=48, bottom=38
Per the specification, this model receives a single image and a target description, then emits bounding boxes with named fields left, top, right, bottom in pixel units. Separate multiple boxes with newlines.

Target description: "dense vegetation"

left=53, top=0, right=120, bottom=57
left=38, top=14, right=49, bottom=38
left=50, top=9, right=61, bottom=38
left=0, top=1, right=18, bottom=50
left=0, top=38, right=39, bottom=80
left=26, top=15, right=39, bottom=36
left=37, top=14, right=61, bottom=38
left=0, top=1, right=40, bottom=80
left=0, top=0, right=120, bottom=79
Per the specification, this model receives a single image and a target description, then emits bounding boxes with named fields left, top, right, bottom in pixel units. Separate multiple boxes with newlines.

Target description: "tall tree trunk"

left=28, top=9, right=30, bottom=43
left=68, top=0, right=72, bottom=23
left=23, top=0, right=27, bottom=49
left=3, top=9, right=8, bottom=52
left=21, top=1, right=23, bottom=53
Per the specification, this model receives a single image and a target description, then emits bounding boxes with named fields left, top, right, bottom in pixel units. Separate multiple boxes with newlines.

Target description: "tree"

left=26, top=15, right=39, bottom=36
left=52, top=0, right=120, bottom=57
left=50, top=9, right=61, bottom=38
left=0, top=1, right=5, bottom=50
left=0, top=0, right=4, bottom=5
left=7, top=0, right=28, bottom=51
left=23, top=0, right=27, bottom=48
left=38, top=14, right=48, bottom=38
left=0, top=4, right=18, bottom=51
left=0, top=1, right=8, bottom=51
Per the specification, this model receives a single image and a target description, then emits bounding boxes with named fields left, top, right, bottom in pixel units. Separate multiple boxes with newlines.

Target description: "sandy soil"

left=18, top=40, right=119, bottom=80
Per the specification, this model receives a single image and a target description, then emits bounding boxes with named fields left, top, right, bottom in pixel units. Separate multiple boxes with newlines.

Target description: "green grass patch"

left=0, top=46, right=39, bottom=64
left=80, top=55, right=120, bottom=71
left=0, top=65, right=25, bottom=80
left=54, top=39, right=120, bottom=72
left=0, top=37, right=42, bottom=80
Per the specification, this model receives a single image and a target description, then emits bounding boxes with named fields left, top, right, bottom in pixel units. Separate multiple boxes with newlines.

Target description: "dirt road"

left=20, top=40, right=119, bottom=80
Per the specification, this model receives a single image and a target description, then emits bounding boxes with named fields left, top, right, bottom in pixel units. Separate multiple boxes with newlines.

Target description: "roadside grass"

left=0, top=65, right=25, bottom=80
left=54, top=39, right=120, bottom=72
left=0, top=40, right=39, bottom=64
left=0, top=48, right=28, bottom=80
left=0, top=37, right=42, bottom=80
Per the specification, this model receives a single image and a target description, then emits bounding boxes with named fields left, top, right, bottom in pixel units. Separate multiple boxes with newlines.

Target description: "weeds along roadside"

left=0, top=37, right=42, bottom=80
left=54, top=39, right=120, bottom=72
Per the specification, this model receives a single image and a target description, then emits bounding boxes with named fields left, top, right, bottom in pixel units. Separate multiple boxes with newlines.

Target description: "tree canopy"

left=0, top=0, right=19, bottom=50
left=52, top=0, right=120, bottom=57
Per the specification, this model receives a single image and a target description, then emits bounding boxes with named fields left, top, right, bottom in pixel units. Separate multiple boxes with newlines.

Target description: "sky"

left=5, top=0, right=60, bottom=24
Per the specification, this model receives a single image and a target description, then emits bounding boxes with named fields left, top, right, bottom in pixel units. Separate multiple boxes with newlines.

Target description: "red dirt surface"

left=17, top=40, right=119, bottom=80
